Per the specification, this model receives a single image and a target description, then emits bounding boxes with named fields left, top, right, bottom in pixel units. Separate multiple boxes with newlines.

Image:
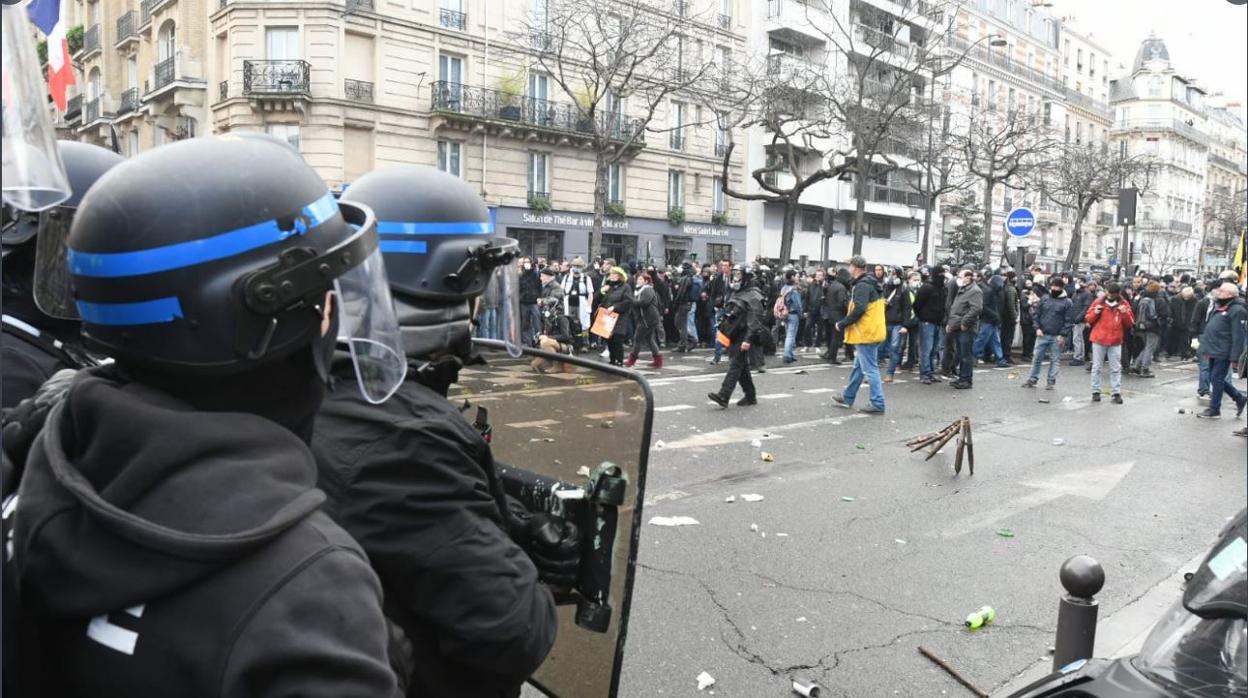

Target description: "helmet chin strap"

left=394, top=295, right=484, bottom=394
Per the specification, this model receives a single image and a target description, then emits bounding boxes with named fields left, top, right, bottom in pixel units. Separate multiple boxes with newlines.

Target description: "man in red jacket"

left=1086, top=281, right=1136, bottom=404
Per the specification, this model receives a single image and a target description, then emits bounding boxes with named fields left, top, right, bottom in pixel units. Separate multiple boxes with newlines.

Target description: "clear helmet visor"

left=334, top=245, right=408, bottom=404
left=32, top=208, right=78, bottom=319
left=2, top=5, right=71, bottom=212
left=474, top=236, right=522, bottom=358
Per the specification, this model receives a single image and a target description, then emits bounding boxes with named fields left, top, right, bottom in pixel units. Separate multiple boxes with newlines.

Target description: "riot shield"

left=455, top=339, right=653, bottom=698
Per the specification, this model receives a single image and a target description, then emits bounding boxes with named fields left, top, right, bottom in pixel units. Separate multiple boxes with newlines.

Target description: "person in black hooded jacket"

left=10, top=136, right=401, bottom=698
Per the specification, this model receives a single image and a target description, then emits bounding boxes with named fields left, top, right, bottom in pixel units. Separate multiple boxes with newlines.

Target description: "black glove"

left=2, top=368, right=77, bottom=495
left=503, top=497, right=581, bottom=589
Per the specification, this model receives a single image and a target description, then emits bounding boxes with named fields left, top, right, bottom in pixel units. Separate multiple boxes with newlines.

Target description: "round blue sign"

left=1005, top=207, right=1036, bottom=238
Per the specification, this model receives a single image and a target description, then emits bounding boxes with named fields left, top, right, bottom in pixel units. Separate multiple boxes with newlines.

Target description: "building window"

left=527, top=72, right=550, bottom=124
left=267, top=123, right=300, bottom=152
left=601, top=233, right=637, bottom=264
left=671, top=102, right=685, bottom=150
left=800, top=209, right=820, bottom=232
left=265, top=27, right=299, bottom=60
left=607, top=164, right=623, bottom=203
left=708, top=242, right=733, bottom=262
left=668, top=170, right=684, bottom=209
left=712, top=176, right=725, bottom=214
left=437, top=141, right=462, bottom=177
left=1148, top=76, right=1164, bottom=97
left=528, top=152, right=549, bottom=197
left=127, top=130, right=140, bottom=156
left=509, top=228, right=563, bottom=261
left=867, top=219, right=890, bottom=239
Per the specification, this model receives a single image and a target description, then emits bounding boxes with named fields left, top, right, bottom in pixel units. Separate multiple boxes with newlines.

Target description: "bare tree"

left=958, top=106, right=1057, bottom=263
left=1202, top=186, right=1248, bottom=272
left=802, top=0, right=964, bottom=256
left=1140, top=230, right=1190, bottom=276
left=710, top=49, right=846, bottom=263
left=904, top=97, right=974, bottom=264
left=510, top=0, right=719, bottom=258
left=1040, top=141, right=1155, bottom=272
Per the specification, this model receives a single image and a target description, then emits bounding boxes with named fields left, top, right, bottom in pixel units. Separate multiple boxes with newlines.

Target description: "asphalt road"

left=609, top=346, right=1246, bottom=697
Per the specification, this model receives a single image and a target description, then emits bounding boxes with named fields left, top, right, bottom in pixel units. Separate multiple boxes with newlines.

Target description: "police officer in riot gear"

left=311, top=166, right=572, bottom=698
left=2, top=142, right=122, bottom=409
left=9, top=135, right=405, bottom=697
left=708, top=264, right=766, bottom=408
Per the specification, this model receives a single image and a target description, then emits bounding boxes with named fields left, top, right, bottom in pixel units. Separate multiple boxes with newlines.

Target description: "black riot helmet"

left=729, top=263, right=754, bottom=291
left=341, top=165, right=521, bottom=361
left=66, top=134, right=407, bottom=403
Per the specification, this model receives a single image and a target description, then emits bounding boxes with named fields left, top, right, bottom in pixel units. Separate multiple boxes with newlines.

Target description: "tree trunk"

left=920, top=194, right=934, bottom=265
left=981, top=179, right=995, bottom=265
left=778, top=196, right=797, bottom=264
left=590, top=157, right=607, bottom=260
left=852, top=165, right=868, bottom=256
left=1064, top=208, right=1086, bottom=272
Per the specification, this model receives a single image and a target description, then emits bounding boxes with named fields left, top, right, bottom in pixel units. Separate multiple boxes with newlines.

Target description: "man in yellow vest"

left=831, top=256, right=888, bottom=414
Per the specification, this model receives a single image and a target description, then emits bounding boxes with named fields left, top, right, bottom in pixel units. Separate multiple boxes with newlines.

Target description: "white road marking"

left=803, top=388, right=838, bottom=394
left=686, top=376, right=719, bottom=383
left=758, top=393, right=793, bottom=400
left=655, top=404, right=696, bottom=412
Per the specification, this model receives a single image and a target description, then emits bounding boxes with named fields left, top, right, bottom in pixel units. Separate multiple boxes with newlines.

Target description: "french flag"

left=28, top=0, right=75, bottom=112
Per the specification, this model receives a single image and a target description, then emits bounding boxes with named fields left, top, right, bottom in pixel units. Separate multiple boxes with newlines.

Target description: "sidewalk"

left=992, top=550, right=1203, bottom=696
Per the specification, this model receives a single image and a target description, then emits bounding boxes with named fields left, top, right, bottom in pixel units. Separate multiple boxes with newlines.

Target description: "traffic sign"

left=1005, top=207, right=1036, bottom=239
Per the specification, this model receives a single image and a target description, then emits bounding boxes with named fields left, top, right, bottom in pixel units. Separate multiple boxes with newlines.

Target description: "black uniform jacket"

left=11, top=366, right=399, bottom=698
left=312, top=363, right=557, bottom=698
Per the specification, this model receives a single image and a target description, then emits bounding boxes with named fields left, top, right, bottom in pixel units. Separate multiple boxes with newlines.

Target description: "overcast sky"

left=1047, top=0, right=1248, bottom=114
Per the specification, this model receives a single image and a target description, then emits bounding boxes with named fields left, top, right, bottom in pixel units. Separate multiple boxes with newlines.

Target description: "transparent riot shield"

left=457, top=339, right=653, bottom=698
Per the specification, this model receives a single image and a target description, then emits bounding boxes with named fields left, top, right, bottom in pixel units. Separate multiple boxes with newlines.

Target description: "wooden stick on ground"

left=917, top=646, right=989, bottom=698
left=964, top=417, right=975, bottom=475
left=954, top=423, right=966, bottom=474
left=924, top=426, right=960, bottom=461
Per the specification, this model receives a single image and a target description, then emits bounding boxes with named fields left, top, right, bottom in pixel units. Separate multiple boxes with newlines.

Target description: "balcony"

left=1209, top=152, right=1243, bottom=172
left=115, top=12, right=138, bottom=47
left=244, top=60, right=312, bottom=97
left=853, top=22, right=921, bottom=60
left=139, top=0, right=154, bottom=29
left=345, top=0, right=373, bottom=12
left=1137, top=218, right=1194, bottom=234
left=867, top=183, right=925, bottom=208
left=219, top=80, right=227, bottom=102
left=1098, top=211, right=1115, bottom=226
left=529, top=31, right=552, bottom=51
left=65, top=95, right=83, bottom=121
left=80, top=97, right=112, bottom=126
left=151, top=56, right=175, bottom=92
left=1062, top=87, right=1112, bottom=120
left=675, top=0, right=688, bottom=17
left=344, top=78, right=374, bottom=103
left=81, top=24, right=101, bottom=59
left=717, top=13, right=731, bottom=29
left=1111, top=118, right=1209, bottom=146
left=946, top=36, right=1063, bottom=94
left=670, top=133, right=685, bottom=151
left=439, top=8, right=466, bottom=30
left=767, top=53, right=816, bottom=84
left=715, top=143, right=728, bottom=158
left=429, top=81, right=646, bottom=147
left=117, top=87, right=141, bottom=115
left=527, top=190, right=551, bottom=209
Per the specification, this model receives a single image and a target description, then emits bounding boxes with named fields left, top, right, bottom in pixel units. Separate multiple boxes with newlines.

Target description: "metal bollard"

left=1052, top=555, right=1105, bottom=672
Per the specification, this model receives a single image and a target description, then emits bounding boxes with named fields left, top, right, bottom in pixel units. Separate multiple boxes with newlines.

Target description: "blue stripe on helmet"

left=379, top=240, right=428, bottom=254
left=67, top=191, right=340, bottom=278
left=76, top=296, right=184, bottom=325
left=375, top=221, right=493, bottom=236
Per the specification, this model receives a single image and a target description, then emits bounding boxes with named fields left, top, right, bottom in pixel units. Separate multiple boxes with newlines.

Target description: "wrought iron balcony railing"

left=670, top=133, right=685, bottom=151
left=345, top=0, right=373, bottom=12
left=65, top=95, right=83, bottom=120
left=153, top=57, right=175, bottom=91
left=1063, top=87, right=1112, bottom=118
left=118, top=87, right=141, bottom=115
left=714, top=143, right=728, bottom=158
left=946, top=36, right=1063, bottom=93
left=440, top=8, right=466, bottom=30
left=1112, top=118, right=1208, bottom=146
left=345, top=78, right=374, bottom=102
left=82, top=97, right=109, bottom=124
left=115, top=12, right=137, bottom=44
left=529, top=31, right=552, bottom=51
left=140, top=0, right=154, bottom=25
left=527, top=190, right=551, bottom=207
left=675, top=0, right=688, bottom=17
left=243, top=60, right=312, bottom=96
left=429, top=81, right=646, bottom=144
left=867, top=184, right=925, bottom=208
left=219, top=80, right=228, bottom=102
left=717, top=13, right=731, bottom=29
left=82, top=24, right=100, bottom=56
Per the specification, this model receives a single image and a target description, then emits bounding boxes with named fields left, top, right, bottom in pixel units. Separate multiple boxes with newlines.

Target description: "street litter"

left=750, top=439, right=763, bottom=448
left=776, top=533, right=789, bottom=537
left=724, top=495, right=737, bottom=503
left=576, top=466, right=591, bottom=477
left=1038, top=398, right=1051, bottom=404
left=795, top=370, right=807, bottom=374
left=741, top=494, right=765, bottom=502
left=795, top=617, right=807, bottom=622
left=1052, top=438, right=1065, bottom=446
left=792, top=679, right=822, bottom=697
left=601, top=420, right=614, bottom=429
left=996, top=528, right=1015, bottom=538
left=918, top=646, right=989, bottom=698
left=906, top=417, right=975, bottom=475
left=841, top=496, right=856, bottom=502
left=895, top=538, right=907, bottom=545
left=1008, top=371, right=1019, bottom=380
left=1062, top=396, right=1073, bottom=403
left=528, top=437, right=556, bottom=443
left=648, top=516, right=700, bottom=527
left=965, top=605, right=996, bottom=630
left=655, top=440, right=666, bottom=449
left=749, top=523, right=759, bottom=532
left=696, top=671, right=716, bottom=691
left=761, top=452, right=775, bottom=462
left=855, top=443, right=866, bottom=450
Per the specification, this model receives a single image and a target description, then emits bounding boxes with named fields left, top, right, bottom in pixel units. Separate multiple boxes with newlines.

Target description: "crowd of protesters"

left=479, top=253, right=1247, bottom=437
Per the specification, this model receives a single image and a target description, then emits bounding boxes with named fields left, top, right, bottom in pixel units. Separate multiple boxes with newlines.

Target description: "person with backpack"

left=776, top=269, right=803, bottom=364
left=1130, top=280, right=1163, bottom=378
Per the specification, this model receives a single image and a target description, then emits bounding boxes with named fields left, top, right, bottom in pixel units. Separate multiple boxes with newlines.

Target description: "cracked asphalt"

left=612, top=349, right=1247, bottom=697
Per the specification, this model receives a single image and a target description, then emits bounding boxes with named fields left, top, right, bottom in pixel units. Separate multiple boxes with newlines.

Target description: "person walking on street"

left=599, top=267, right=632, bottom=366
left=672, top=262, right=701, bottom=352
left=1130, top=281, right=1163, bottom=378
left=831, top=256, right=887, bottom=414
left=946, top=269, right=983, bottom=389
left=1069, top=280, right=1094, bottom=365
left=1195, top=282, right=1247, bottom=420
left=706, top=259, right=733, bottom=364
left=972, top=271, right=1009, bottom=367
left=883, top=270, right=918, bottom=382
left=913, top=264, right=947, bottom=384
left=1022, top=277, right=1074, bottom=390
left=708, top=265, right=765, bottom=408
left=778, top=269, right=803, bottom=364
left=1087, top=282, right=1135, bottom=404
left=626, top=271, right=663, bottom=368
left=1191, top=271, right=1239, bottom=398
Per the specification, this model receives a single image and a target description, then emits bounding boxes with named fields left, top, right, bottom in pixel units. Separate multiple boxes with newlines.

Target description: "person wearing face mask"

left=882, top=269, right=917, bottom=383
left=1194, top=282, right=1247, bottom=420
left=1190, top=271, right=1240, bottom=398
left=518, top=257, right=542, bottom=346
left=1019, top=276, right=1037, bottom=362
left=1086, top=282, right=1135, bottom=404
left=1021, top=278, right=1074, bottom=390
left=1167, top=285, right=1198, bottom=360
left=912, top=265, right=947, bottom=385
left=945, top=269, right=983, bottom=389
